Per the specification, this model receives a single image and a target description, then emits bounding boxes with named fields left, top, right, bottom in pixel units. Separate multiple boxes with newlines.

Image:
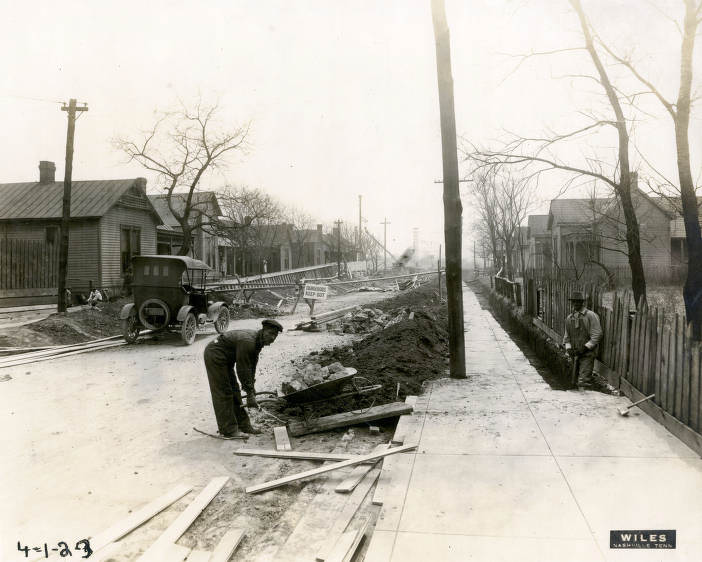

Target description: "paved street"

left=365, top=286, right=702, bottom=562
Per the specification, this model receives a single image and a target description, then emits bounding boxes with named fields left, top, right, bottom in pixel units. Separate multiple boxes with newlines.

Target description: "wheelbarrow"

left=257, top=368, right=382, bottom=421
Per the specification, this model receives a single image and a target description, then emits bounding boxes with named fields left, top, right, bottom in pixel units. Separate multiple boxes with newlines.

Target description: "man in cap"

left=203, top=318, right=284, bottom=438
left=563, top=291, right=602, bottom=390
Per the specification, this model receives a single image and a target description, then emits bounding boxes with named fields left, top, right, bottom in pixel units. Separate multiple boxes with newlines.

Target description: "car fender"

left=177, top=305, right=195, bottom=322
left=119, top=303, right=136, bottom=320
left=207, top=301, right=226, bottom=321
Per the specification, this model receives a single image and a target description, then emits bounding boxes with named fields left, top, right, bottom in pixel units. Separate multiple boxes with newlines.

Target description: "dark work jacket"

left=210, top=329, right=263, bottom=394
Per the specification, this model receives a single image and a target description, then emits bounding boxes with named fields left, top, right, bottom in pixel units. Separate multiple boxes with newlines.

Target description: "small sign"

left=610, top=530, right=676, bottom=549
left=303, top=284, right=328, bottom=300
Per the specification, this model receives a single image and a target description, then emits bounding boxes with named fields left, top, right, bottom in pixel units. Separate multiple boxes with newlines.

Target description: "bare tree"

left=283, top=207, right=317, bottom=268
left=214, top=186, right=281, bottom=275
left=594, top=0, right=702, bottom=337
left=115, top=100, right=249, bottom=256
left=469, top=0, right=648, bottom=304
left=469, top=170, right=534, bottom=279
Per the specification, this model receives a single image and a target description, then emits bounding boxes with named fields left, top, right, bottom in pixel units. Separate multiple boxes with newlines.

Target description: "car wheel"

left=181, top=312, right=197, bottom=345
left=214, top=307, right=230, bottom=333
left=121, top=312, right=140, bottom=344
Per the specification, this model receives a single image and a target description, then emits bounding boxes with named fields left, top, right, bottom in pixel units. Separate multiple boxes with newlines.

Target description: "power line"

left=2, top=93, right=65, bottom=105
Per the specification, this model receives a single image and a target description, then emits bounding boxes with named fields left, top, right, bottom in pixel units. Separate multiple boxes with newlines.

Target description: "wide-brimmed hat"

left=568, top=291, right=585, bottom=302
left=262, top=318, right=284, bottom=332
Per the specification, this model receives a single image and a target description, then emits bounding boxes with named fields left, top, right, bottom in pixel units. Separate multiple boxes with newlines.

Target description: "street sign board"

left=303, top=284, right=328, bottom=300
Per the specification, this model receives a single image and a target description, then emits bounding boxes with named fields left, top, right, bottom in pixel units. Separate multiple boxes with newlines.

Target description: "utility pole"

left=431, top=0, right=466, bottom=379
left=334, top=219, right=343, bottom=278
left=358, top=195, right=362, bottom=260
left=380, top=218, right=390, bottom=272
left=58, top=98, right=88, bottom=313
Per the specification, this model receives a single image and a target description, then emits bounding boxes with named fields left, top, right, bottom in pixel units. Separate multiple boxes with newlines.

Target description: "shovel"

left=618, top=394, right=655, bottom=416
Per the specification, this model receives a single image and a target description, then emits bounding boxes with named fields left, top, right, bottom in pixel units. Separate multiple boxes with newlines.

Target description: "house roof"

left=651, top=196, right=702, bottom=238
left=0, top=179, right=155, bottom=220
left=527, top=215, right=549, bottom=235
left=148, top=191, right=223, bottom=229
left=548, top=199, right=599, bottom=226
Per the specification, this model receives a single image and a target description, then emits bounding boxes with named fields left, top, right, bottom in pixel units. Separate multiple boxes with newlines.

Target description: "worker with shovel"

left=202, top=318, right=283, bottom=439
left=563, top=291, right=602, bottom=390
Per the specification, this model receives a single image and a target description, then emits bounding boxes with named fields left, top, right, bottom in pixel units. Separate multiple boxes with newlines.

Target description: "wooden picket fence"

left=514, top=271, right=702, bottom=436
left=0, top=239, right=60, bottom=290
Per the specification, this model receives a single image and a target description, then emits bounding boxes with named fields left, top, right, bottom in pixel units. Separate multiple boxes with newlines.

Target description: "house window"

left=121, top=226, right=141, bottom=272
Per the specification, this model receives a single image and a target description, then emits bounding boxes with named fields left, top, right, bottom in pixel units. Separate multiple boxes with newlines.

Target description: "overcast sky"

left=1, top=0, right=700, bottom=256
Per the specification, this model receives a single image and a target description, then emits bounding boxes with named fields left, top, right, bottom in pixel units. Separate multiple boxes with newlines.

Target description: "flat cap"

left=262, top=318, right=284, bottom=332
left=569, top=291, right=585, bottom=301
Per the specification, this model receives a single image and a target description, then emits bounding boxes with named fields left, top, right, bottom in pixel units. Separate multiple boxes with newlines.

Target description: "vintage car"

left=119, top=255, right=230, bottom=345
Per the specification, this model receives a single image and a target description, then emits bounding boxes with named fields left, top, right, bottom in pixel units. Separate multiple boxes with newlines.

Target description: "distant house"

left=148, top=191, right=222, bottom=271
left=0, top=161, right=161, bottom=305
left=526, top=215, right=551, bottom=271
left=547, top=188, right=672, bottom=278
left=650, top=196, right=702, bottom=268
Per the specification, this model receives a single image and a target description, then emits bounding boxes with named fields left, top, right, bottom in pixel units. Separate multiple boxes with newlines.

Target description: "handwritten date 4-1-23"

left=17, top=539, right=93, bottom=558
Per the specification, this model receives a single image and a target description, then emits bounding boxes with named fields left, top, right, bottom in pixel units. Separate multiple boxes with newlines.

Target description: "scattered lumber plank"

left=287, top=402, right=413, bottom=437
left=162, top=543, right=191, bottom=561
left=88, top=484, right=193, bottom=552
left=246, top=444, right=416, bottom=494
left=233, top=449, right=373, bottom=463
left=0, top=342, right=125, bottom=369
left=210, top=529, right=245, bottom=562
left=318, top=469, right=380, bottom=561
left=335, top=444, right=387, bottom=493
left=138, top=477, right=228, bottom=561
left=186, top=550, right=211, bottom=562
left=274, top=426, right=292, bottom=451
left=326, top=517, right=370, bottom=562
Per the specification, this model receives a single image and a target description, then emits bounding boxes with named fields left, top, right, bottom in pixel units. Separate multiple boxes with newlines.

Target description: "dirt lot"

left=0, top=282, right=446, bottom=561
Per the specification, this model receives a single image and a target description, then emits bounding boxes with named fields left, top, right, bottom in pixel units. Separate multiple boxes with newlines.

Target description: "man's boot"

left=235, top=407, right=261, bottom=435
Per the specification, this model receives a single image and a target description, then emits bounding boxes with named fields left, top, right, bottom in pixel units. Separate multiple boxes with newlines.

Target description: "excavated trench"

left=468, top=280, right=570, bottom=390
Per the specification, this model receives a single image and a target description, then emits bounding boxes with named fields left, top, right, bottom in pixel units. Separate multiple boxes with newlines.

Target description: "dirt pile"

left=21, top=299, right=127, bottom=346
left=313, top=309, right=449, bottom=403
left=326, top=306, right=409, bottom=335
left=227, top=301, right=282, bottom=320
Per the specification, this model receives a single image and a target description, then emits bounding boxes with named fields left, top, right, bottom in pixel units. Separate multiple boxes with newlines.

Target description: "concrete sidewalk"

left=364, top=286, right=702, bottom=561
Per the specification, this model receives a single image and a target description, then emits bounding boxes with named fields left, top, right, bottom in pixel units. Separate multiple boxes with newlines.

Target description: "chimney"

left=134, top=177, right=147, bottom=193
left=38, top=161, right=56, bottom=184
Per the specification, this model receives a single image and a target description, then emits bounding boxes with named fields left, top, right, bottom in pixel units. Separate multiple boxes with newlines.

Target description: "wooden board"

left=335, top=444, right=387, bottom=493
left=89, top=484, right=192, bottom=552
left=233, top=449, right=374, bottom=463
left=274, top=426, right=292, bottom=451
left=186, top=550, right=211, bottom=562
left=210, top=529, right=245, bottom=562
left=162, top=543, right=191, bottom=561
left=287, top=402, right=413, bottom=437
left=329, top=517, right=370, bottom=562
left=138, top=477, right=228, bottom=561
left=319, top=470, right=380, bottom=560
left=246, top=444, right=416, bottom=494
